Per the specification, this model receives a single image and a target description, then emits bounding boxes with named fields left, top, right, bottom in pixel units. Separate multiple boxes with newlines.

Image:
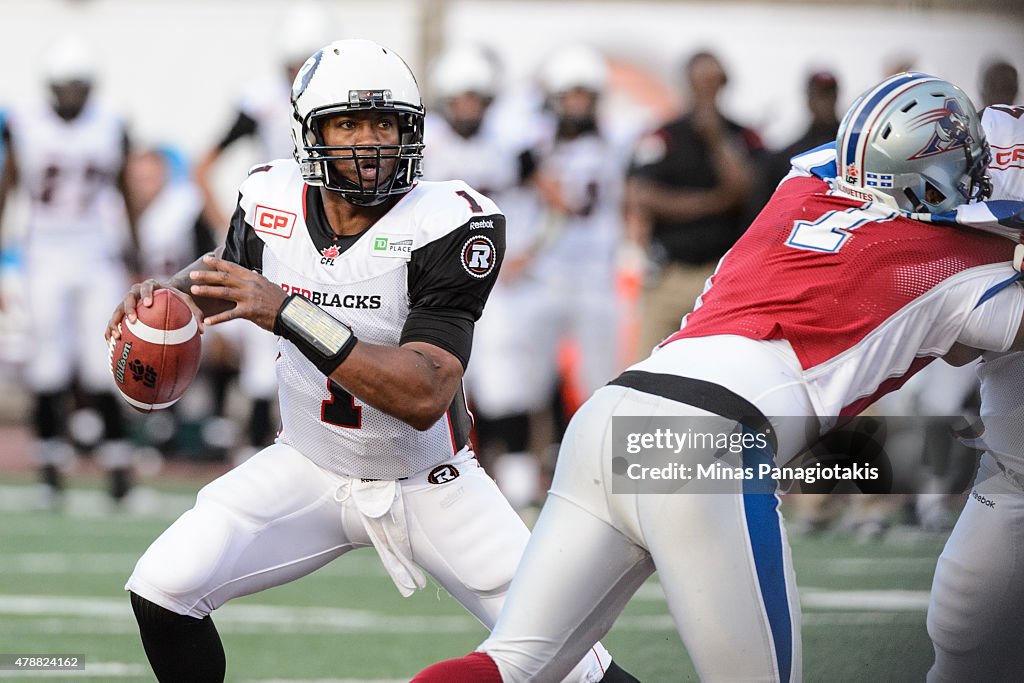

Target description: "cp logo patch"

left=460, top=235, right=496, bottom=279
left=427, top=464, right=460, bottom=485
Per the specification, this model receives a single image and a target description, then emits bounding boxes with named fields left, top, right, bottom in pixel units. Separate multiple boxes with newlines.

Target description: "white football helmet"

left=43, top=37, right=96, bottom=85
left=277, top=3, right=330, bottom=69
left=429, top=46, right=498, bottom=101
left=539, top=45, right=608, bottom=95
left=835, top=72, right=991, bottom=214
left=291, top=39, right=424, bottom=206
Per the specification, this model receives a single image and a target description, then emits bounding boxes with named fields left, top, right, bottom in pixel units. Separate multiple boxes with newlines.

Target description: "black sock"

left=601, top=660, right=642, bottom=682
left=40, top=463, right=62, bottom=491
left=109, top=467, right=131, bottom=503
left=129, top=592, right=226, bottom=682
left=248, top=398, right=273, bottom=447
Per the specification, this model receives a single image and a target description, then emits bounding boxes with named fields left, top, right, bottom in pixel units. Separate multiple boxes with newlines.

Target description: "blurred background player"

left=125, top=146, right=220, bottom=459
left=625, top=49, right=756, bottom=359
left=191, top=6, right=327, bottom=463
left=768, top=70, right=841, bottom=187
left=980, top=58, right=1019, bottom=109
left=0, top=37, right=137, bottom=506
left=533, top=46, right=626, bottom=396
left=422, top=46, right=550, bottom=509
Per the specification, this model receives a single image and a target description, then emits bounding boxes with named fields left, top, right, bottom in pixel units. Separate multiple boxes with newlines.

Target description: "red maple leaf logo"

left=322, top=245, right=341, bottom=259
left=845, top=164, right=859, bottom=180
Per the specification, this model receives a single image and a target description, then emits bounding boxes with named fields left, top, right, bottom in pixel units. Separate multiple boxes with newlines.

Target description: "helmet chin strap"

left=963, top=141, right=993, bottom=202
left=903, top=188, right=927, bottom=214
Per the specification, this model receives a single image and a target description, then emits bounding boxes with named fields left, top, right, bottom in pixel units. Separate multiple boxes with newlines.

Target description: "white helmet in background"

left=539, top=44, right=608, bottom=95
left=43, top=37, right=96, bottom=85
left=290, top=39, right=424, bottom=206
left=430, top=46, right=498, bottom=102
left=277, top=3, right=332, bottom=69
left=835, top=72, right=991, bottom=214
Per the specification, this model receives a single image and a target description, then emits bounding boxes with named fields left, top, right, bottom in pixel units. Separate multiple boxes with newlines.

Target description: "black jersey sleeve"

left=401, top=213, right=506, bottom=368
left=220, top=195, right=264, bottom=272
left=216, top=110, right=259, bottom=151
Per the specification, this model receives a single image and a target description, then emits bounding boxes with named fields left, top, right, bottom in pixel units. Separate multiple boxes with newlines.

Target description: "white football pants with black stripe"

left=479, top=336, right=811, bottom=682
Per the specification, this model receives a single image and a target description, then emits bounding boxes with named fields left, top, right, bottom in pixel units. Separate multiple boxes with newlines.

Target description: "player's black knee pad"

left=34, top=391, right=66, bottom=440
left=600, top=661, right=641, bottom=682
left=92, top=392, right=126, bottom=441
left=475, top=412, right=530, bottom=454
left=129, top=592, right=225, bottom=682
left=248, top=398, right=274, bottom=447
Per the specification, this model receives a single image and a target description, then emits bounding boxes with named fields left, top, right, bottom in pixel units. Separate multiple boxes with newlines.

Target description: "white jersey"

left=983, top=104, right=1024, bottom=203
left=223, top=160, right=505, bottom=479
left=971, top=105, right=1024, bottom=472
left=422, top=114, right=541, bottom=258
left=224, top=79, right=294, bottom=161
left=533, top=124, right=624, bottom=276
left=137, top=180, right=205, bottom=279
left=6, top=102, right=128, bottom=258
left=423, top=115, right=522, bottom=198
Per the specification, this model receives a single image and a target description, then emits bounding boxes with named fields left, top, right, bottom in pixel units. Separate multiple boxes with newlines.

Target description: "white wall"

left=446, top=1, right=1024, bottom=147
left=0, top=1, right=1020, bottom=160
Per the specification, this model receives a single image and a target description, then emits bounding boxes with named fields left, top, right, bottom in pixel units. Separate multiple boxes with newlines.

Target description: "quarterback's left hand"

left=188, top=255, right=287, bottom=331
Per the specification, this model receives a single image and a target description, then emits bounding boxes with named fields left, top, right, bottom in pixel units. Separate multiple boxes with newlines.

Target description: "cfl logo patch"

left=461, top=235, right=496, bottom=279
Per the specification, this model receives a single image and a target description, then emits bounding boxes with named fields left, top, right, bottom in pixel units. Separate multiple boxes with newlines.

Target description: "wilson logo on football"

left=427, top=464, right=460, bottom=485
left=460, top=235, right=496, bottom=279
left=254, top=205, right=297, bottom=238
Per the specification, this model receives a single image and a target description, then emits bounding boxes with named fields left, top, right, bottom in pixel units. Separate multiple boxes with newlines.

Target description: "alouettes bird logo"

left=322, top=245, right=341, bottom=259
left=908, top=98, right=972, bottom=160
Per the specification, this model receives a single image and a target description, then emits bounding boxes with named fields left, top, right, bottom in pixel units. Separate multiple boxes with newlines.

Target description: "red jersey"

left=665, top=173, right=1019, bottom=417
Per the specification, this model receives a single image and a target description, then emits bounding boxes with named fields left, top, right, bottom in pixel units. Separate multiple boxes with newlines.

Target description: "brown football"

left=108, top=289, right=201, bottom=413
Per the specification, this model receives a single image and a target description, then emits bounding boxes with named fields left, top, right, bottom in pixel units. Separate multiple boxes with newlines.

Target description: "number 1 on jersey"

left=785, top=206, right=896, bottom=253
left=456, top=190, right=484, bottom=213
left=322, top=379, right=362, bottom=428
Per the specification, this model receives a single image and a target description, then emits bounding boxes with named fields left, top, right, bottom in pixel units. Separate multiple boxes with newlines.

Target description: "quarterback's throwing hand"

left=189, top=255, right=287, bottom=331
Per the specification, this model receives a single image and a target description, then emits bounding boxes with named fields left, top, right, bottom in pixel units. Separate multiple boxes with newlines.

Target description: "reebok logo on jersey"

left=971, top=490, right=996, bottom=508
left=469, top=219, right=495, bottom=230
left=253, top=205, right=296, bottom=239
left=460, top=235, right=496, bottom=279
left=279, top=284, right=381, bottom=309
left=371, top=234, right=413, bottom=259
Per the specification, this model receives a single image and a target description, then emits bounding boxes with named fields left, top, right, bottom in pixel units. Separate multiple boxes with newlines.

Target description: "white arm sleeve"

left=957, top=281, right=1024, bottom=352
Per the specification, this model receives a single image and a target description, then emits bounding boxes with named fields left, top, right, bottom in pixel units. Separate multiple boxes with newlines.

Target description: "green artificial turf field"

left=0, top=481, right=945, bottom=681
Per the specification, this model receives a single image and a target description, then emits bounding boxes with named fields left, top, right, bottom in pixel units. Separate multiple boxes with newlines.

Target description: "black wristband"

left=273, top=294, right=358, bottom=376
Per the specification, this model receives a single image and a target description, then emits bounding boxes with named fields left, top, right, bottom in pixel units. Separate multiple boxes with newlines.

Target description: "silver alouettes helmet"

left=835, top=72, right=991, bottom=214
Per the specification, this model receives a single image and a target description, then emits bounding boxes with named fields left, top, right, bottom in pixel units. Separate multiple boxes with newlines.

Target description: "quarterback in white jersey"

left=927, top=102, right=1024, bottom=682
left=413, top=74, right=1024, bottom=683
left=106, top=41, right=633, bottom=683
left=0, top=38, right=136, bottom=504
